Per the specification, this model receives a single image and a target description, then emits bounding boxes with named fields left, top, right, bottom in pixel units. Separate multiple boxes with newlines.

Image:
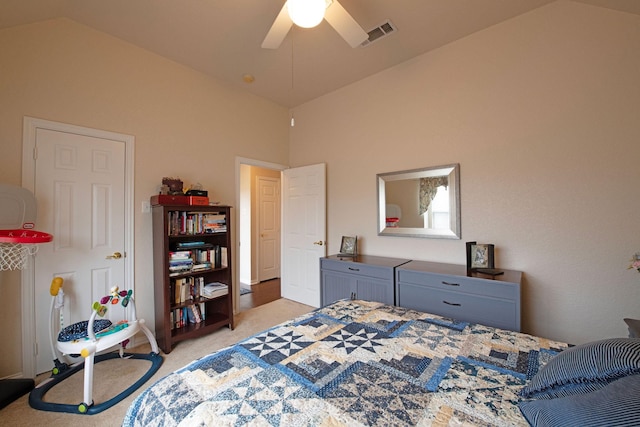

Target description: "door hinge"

left=34, top=341, right=38, bottom=356
left=33, top=146, right=37, bottom=160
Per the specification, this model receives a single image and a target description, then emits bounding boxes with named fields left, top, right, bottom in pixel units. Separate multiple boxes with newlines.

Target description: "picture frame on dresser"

left=339, top=236, right=357, bottom=257
left=466, top=241, right=494, bottom=269
left=472, top=244, right=493, bottom=268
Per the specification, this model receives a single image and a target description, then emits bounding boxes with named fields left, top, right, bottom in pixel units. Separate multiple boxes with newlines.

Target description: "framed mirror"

left=377, top=164, right=460, bottom=239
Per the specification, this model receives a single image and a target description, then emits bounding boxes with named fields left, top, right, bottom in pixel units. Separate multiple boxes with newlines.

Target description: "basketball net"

left=0, top=242, right=39, bottom=271
left=0, top=230, right=53, bottom=271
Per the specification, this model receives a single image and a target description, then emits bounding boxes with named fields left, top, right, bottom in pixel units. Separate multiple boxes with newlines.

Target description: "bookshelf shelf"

left=170, top=313, right=229, bottom=343
left=152, top=204, right=234, bottom=354
left=170, top=294, right=228, bottom=310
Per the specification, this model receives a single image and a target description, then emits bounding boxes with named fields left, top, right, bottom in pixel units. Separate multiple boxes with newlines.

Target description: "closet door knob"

left=106, top=251, right=123, bottom=259
left=313, top=241, right=324, bottom=246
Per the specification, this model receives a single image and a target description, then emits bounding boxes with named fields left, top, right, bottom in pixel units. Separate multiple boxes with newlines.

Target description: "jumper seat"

left=29, top=280, right=162, bottom=415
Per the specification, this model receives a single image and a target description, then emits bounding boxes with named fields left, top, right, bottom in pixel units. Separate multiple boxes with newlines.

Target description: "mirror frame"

left=377, top=163, right=461, bottom=239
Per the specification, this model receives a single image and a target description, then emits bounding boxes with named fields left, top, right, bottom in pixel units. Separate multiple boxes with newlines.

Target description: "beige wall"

left=0, top=270, right=22, bottom=378
left=289, top=0, right=640, bottom=345
left=0, top=18, right=288, bottom=377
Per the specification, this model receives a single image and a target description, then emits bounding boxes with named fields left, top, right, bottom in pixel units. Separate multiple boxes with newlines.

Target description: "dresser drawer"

left=397, top=269, right=518, bottom=300
left=397, top=282, right=518, bottom=331
left=321, top=258, right=394, bottom=281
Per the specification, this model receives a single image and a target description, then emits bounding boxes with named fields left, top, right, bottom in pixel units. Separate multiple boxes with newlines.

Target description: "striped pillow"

left=519, top=374, right=640, bottom=427
left=521, top=338, right=640, bottom=399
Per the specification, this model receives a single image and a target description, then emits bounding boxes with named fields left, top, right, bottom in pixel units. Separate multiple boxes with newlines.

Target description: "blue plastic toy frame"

left=29, top=351, right=162, bottom=415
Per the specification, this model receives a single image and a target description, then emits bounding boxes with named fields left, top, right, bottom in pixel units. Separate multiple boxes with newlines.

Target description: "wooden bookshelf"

left=152, top=204, right=233, bottom=354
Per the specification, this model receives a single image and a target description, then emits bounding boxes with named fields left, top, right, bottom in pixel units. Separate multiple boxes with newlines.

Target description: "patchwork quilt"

left=123, top=299, right=568, bottom=426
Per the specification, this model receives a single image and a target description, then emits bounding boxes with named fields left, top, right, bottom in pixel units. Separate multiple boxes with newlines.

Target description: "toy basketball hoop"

left=0, top=184, right=53, bottom=271
left=0, top=230, right=52, bottom=271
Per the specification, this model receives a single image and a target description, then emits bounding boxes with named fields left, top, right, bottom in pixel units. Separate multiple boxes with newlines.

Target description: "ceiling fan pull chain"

left=290, top=29, right=295, bottom=127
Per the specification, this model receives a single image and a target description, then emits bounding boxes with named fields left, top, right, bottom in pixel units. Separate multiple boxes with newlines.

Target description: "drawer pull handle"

left=348, top=267, right=360, bottom=271
left=442, top=281, right=460, bottom=286
left=443, top=300, right=461, bottom=307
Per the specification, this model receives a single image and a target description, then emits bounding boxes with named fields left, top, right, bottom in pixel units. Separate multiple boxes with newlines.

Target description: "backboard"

left=0, top=183, right=37, bottom=230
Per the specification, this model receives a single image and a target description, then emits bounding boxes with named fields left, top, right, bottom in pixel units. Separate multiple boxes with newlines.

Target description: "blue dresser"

left=320, top=255, right=410, bottom=306
left=396, top=260, right=522, bottom=332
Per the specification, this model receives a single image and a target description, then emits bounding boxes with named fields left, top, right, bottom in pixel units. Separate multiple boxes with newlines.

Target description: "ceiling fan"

left=261, top=0, right=369, bottom=49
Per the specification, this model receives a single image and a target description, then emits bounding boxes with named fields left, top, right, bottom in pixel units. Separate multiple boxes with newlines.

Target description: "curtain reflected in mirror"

left=377, top=164, right=460, bottom=239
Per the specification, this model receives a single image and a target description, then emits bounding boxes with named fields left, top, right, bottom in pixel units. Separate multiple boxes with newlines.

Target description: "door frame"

left=20, top=116, right=135, bottom=378
left=235, top=157, right=287, bottom=313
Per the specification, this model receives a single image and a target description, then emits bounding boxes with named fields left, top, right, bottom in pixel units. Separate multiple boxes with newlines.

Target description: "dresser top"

left=399, top=260, right=522, bottom=283
left=324, top=254, right=411, bottom=268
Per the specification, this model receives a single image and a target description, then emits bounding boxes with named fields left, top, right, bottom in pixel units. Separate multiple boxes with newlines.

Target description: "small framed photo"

left=466, top=241, right=495, bottom=269
left=339, top=236, right=357, bottom=257
left=471, top=244, right=491, bottom=268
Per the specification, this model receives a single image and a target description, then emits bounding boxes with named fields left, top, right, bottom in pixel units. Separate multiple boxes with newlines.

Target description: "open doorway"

left=236, top=157, right=286, bottom=312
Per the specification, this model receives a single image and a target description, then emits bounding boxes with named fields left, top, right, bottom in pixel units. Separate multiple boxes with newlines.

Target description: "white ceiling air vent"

left=360, top=20, right=397, bottom=47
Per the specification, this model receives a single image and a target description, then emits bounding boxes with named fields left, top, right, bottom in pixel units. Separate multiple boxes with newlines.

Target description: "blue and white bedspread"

left=123, top=299, right=568, bottom=426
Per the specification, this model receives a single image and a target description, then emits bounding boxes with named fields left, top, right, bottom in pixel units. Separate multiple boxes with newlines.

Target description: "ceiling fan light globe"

left=287, top=0, right=326, bottom=28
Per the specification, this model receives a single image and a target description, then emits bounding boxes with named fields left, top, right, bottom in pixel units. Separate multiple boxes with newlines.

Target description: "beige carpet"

left=0, top=298, right=313, bottom=427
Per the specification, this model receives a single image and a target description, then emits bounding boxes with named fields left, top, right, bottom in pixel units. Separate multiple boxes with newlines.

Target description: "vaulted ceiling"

left=2, top=0, right=638, bottom=107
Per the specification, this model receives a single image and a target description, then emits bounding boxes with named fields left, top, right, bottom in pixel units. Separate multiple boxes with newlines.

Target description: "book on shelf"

left=170, top=258, right=193, bottom=264
left=187, top=304, right=202, bottom=324
left=203, top=245, right=227, bottom=268
left=186, top=306, right=195, bottom=324
left=169, top=260, right=192, bottom=269
left=195, top=248, right=210, bottom=263
left=173, top=279, right=180, bottom=304
left=173, top=277, right=204, bottom=305
left=176, top=241, right=206, bottom=248
left=169, top=250, right=192, bottom=258
left=172, top=304, right=206, bottom=329
left=202, top=282, right=228, bottom=299
left=169, top=250, right=193, bottom=276
left=173, top=307, right=185, bottom=329
left=221, top=247, right=228, bottom=267
left=196, top=276, right=205, bottom=298
left=168, top=211, right=227, bottom=235
left=169, top=266, right=192, bottom=275
left=173, top=278, right=187, bottom=304
left=191, top=261, right=212, bottom=272
left=170, top=270, right=188, bottom=277
left=203, top=213, right=227, bottom=233
left=203, top=225, right=227, bottom=233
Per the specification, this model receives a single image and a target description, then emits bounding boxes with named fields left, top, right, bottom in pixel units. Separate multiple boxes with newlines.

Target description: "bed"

left=123, top=299, right=640, bottom=426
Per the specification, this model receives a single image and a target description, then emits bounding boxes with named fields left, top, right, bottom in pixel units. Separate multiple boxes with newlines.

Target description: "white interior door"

left=258, top=176, right=280, bottom=282
left=281, top=163, right=326, bottom=307
left=21, top=117, right=134, bottom=376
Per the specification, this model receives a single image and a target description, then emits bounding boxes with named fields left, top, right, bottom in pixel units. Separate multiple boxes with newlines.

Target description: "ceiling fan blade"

left=261, top=2, right=293, bottom=49
left=324, top=0, right=368, bottom=48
